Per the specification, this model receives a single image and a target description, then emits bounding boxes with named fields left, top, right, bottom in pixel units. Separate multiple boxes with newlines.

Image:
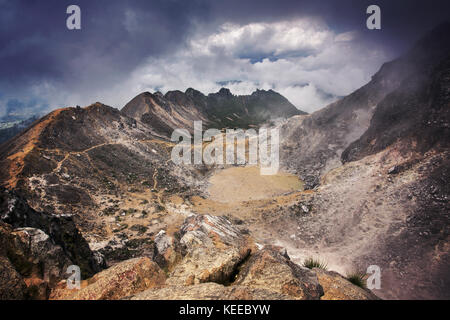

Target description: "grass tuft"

left=346, top=271, right=367, bottom=288
left=302, top=257, right=328, bottom=270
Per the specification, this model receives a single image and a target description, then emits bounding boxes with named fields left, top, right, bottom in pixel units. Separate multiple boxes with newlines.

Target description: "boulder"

left=128, top=282, right=293, bottom=300
left=11, top=228, right=72, bottom=286
left=315, top=269, right=380, bottom=300
left=0, top=222, right=71, bottom=300
left=166, top=215, right=254, bottom=286
left=153, top=230, right=179, bottom=271
left=0, top=188, right=104, bottom=277
left=388, top=166, right=399, bottom=175
left=233, top=248, right=324, bottom=300
left=50, top=257, right=166, bottom=300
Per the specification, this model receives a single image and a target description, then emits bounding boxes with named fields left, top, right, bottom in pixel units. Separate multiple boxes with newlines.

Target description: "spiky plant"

left=302, top=257, right=328, bottom=270
left=346, top=271, right=367, bottom=288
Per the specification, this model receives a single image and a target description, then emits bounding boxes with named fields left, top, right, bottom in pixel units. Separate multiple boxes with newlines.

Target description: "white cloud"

left=101, top=17, right=388, bottom=113
left=190, top=19, right=332, bottom=58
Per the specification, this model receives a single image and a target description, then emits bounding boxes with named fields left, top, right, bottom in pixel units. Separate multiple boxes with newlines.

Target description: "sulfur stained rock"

left=315, top=269, right=379, bottom=300
left=233, top=248, right=324, bottom=300
left=127, top=282, right=293, bottom=300
left=50, top=257, right=166, bottom=300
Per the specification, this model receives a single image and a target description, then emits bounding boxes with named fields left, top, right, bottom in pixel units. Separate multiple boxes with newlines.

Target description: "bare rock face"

left=11, top=228, right=72, bottom=285
left=0, top=222, right=26, bottom=300
left=128, top=282, right=294, bottom=300
left=50, top=257, right=166, bottom=300
left=0, top=256, right=26, bottom=300
left=153, top=230, right=180, bottom=271
left=8, top=227, right=72, bottom=299
left=280, top=23, right=450, bottom=190
left=166, top=214, right=254, bottom=286
left=315, top=269, right=379, bottom=300
left=0, top=188, right=104, bottom=278
left=233, top=248, right=323, bottom=300
left=0, top=222, right=73, bottom=300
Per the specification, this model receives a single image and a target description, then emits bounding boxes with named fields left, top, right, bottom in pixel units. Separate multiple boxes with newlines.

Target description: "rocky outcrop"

left=10, top=228, right=72, bottom=285
left=153, top=230, right=179, bottom=271
left=0, top=223, right=27, bottom=300
left=315, top=269, right=379, bottom=300
left=50, top=257, right=166, bottom=300
left=0, top=222, right=72, bottom=299
left=0, top=255, right=27, bottom=300
left=39, top=213, right=385, bottom=300
left=342, top=25, right=450, bottom=163
left=0, top=188, right=104, bottom=278
left=166, top=214, right=254, bottom=286
left=233, top=248, right=323, bottom=300
left=135, top=215, right=324, bottom=300
left=128, top=282, right=294, bottom=300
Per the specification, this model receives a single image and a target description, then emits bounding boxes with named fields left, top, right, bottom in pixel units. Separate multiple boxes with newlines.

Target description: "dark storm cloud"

left=0, top=0, right=208, bottom=87
left=0, top=0, right=449, bottom=116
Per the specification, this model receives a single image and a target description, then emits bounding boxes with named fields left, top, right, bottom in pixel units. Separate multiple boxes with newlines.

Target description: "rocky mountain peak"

left=217, top=87, right=233, bottom=97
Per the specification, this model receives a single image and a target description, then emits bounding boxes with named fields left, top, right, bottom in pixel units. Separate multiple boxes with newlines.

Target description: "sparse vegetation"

left=102, top=205, right=119, bottom=216
left=130, top=224, right=148, bottom=235
left=346, top=271, right=367, bottom=288
left=127, top=208, right=137, bottom=215
left=303, top=257, right=328, bottom=270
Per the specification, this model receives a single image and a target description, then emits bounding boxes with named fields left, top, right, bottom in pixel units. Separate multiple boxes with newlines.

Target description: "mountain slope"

left=280, top=22, right=450, bottom=189
left=0, top=103, right=204, bottom=265
left=342, top=50, right=450, bottom=161
left=122, top=90, right=212, bottom=137
left=122, top=88, right=305, bottom=136
left=266, top=23, right=450, bottom=299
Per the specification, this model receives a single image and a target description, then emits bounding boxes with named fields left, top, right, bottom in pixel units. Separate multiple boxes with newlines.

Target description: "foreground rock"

left=153, top=230, right=179, bottom=271
left=46, top=214, right=384, bottom=300
left=148, top=215, right=324, bottom=300
left=128, top=282, right=294, bottom=300
left=0, top=222, right=73, bottom=299
left=0, top=256, right=26, bottom=300
left=166, top=214, right=254, bottom=286
left=50, top=257, right=166, bottom=300
left=315, top=269, right=379, bottom=300
left=0, top=188, right=104, bottom=277
left=233, top=248, right=323, bottom=300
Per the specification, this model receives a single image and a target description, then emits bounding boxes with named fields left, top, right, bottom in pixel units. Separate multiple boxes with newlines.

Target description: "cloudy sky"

left=1, top=0, right=450, bottom=117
